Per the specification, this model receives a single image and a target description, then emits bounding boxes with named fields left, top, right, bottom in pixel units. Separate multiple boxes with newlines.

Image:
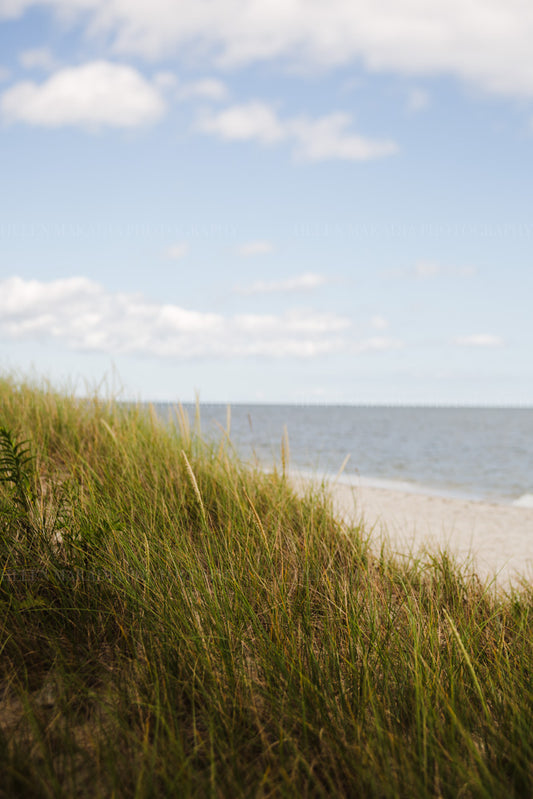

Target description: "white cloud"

left=19, top=47, right=58, bottom=71
left=370, top=315, right=388, bottom=330
left=154, top=71, right=178, bottom=91
left=4, top=2, right=533, bottom=98
left=0, top=61, right=166, bottom=129
left=164, top=242, right=189, bottom=260
left=414, top=260, right=441, bottom=278
left=454, top=334, right=504, bottom=348
left=387, top=261, right=477, bottom=279
left=197, top=102, right=397, bottom=161
left=236, top=273, right=327, bottom=295
left=236, top=240, right=274, bottom=257
left=406, top=87, right=430, bottom=112
left=354, top=337, right=403, bottom=353
left=288, top=113, right=397, bottom=161
left=0, top=275, right=354, bottom=359
left=197, top=101, right=285, bottom=144
left=414, top=261, right=476, bottom=279
left=178, top=78, right=228, bottom=101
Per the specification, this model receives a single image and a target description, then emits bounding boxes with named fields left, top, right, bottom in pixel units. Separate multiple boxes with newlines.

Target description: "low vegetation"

left=0, top=375, right=531, bottom=797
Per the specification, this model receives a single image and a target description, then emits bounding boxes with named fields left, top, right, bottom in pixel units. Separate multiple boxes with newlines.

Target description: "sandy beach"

left=298, top=476, right=533, bottom=585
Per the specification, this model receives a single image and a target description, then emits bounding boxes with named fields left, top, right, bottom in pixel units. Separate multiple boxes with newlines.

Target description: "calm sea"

left=155, top=404, right=533, bottom=506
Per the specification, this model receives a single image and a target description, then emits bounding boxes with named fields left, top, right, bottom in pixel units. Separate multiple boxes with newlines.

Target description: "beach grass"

left=0, top=374, right=531, bottom=798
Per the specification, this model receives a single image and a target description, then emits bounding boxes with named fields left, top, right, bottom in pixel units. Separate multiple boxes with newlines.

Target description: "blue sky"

left=0, top=1, right=532, bottom=404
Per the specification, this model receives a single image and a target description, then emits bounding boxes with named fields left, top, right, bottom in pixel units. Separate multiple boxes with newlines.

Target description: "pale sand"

left=296, top=475, right=533, bottom=586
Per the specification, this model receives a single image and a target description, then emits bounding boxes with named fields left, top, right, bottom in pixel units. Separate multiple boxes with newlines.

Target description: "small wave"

left=512, top=493, right=533, bottom=508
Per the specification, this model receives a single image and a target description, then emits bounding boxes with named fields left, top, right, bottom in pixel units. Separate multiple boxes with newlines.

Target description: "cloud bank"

left=0, top=276, right=354, bottom=359
left=3, top=2, right=533, bottom=98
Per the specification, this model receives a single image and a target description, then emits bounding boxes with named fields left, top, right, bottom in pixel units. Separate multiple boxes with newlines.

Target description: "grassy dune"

left=0, top=375, right=531, bottom=797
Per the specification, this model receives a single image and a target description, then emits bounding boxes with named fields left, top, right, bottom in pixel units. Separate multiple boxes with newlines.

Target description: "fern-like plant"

left=0, top=426, right=38, bottom=549
left=0, top=426, right=34, bottom=514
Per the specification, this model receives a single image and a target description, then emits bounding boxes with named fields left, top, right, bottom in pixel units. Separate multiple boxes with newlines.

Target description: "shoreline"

left=292, top=466, right=533, bottom=507
left=293, top=471, right=533, bottom=585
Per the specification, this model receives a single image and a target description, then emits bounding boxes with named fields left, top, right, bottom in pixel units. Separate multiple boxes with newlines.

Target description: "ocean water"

left=155, top=404, right=533, bottom=506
